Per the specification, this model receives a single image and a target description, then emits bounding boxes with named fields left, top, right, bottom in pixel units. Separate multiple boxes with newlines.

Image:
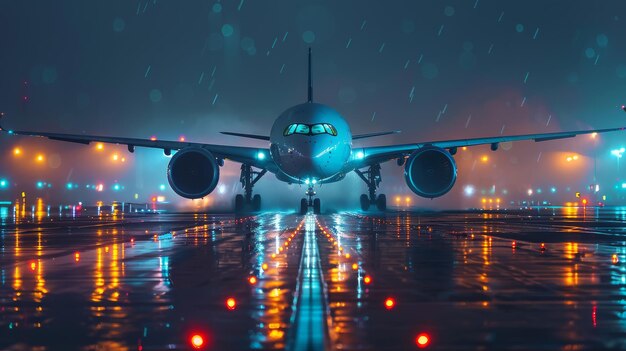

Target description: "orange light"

left=179, top=136, right=186, bottom=142
left=35, top=154, right=44, bottom=162
left=612, top=254, right=619, bottom=264
left=150, top=136, right=157, bottom=141
left=416, top=333, right=430, bottom=348
left=511, top=241, right=516, bottom=249
left=345, top=253, right=351, bottom=259
left=540, top=243, right=546, bottom=251
left=30, top=262, right=36, bottom=271
left=566, top=156, right=572, bottom=162
left=384, top=297, right=395, bottom=309
left=481, top=155, right=488, bottom=163
left=95, top=143, right=104, bottom=150
left=351, top=263, right=358, bottom=270
left=591, top=132, right=598, bottom=139
left=75, top=252, right=80, bottom=262
left=226, top=297, right=236, bottom=310
left=582, top=199, right=588, bottom=205
left=262, top=263, right=268, bottom=270
left=248, top=276, right=257, bottom=285
left=13, top=147, right=21, bottom=155
left=190, top=334, right=204, bottom=349
left=363, top=275, right=372, bottom=284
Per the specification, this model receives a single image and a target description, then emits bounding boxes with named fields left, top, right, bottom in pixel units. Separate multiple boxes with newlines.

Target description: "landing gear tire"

left=235, top=194, right=244, bottom=212
left=376, top=194, right=387, bottom=211
left=300, top=198, right=308, bottom=215
left=252, top=194, right=261, bottom=211
left=313, top=198, right=321, bottom=214
left=360, top=194, right=370, bottom=211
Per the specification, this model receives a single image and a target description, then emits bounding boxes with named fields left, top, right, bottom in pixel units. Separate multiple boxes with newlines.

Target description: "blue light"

left=355, top=151, right=365, bottom=159
left=113, top=184, right=121, bottom=191
left=312, top=179, right=317, bottom=185
left=66, top=183, right=73, bottom=190
left=36, top=181, right=44, bottom=189
left=305, top=178, right=310, bottom=185
left=257, top=151, right=266, bottom=160
left=550, top=187, right=557, bottom=193
left=622, top=183, right=626, bottom=189
left=0, top=179, right=7, bottom=188
left=159, top=184, right=166, bottom=191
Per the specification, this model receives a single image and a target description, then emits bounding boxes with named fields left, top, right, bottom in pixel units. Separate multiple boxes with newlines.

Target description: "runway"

left=2, top=207, right=626, bottom=350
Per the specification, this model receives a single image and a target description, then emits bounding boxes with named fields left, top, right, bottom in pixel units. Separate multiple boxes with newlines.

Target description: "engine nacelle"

left=404, top=146, right=457, bottom=198
left=167, top=147, right=220, bottom=199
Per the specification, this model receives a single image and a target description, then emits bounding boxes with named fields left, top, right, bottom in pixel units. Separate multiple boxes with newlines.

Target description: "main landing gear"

left=235, top=164, right=267, bottom=213
left=300, top=186, right=321, bottom=215
left=355, top=164, right=387, bottom=211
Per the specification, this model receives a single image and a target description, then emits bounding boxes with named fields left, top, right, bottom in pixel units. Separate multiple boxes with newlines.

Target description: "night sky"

left=1, top=0, right=626, bottom=209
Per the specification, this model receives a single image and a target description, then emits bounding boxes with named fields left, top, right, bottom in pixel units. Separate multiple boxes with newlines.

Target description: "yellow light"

left=405, top=196, right=411, bottom=203
left=112, top=154, right=119, bottom=161
left=566, top=157, right=572, bottom=162
left=573, top=155, right=579, bottom=160
left=364, top=275, right=372, bottom=284
left=462, top=146, right=468, bottom=150
left=384, top=297, right=395, bottom=309
left=351, top=263, right=358, bottom=270
left=35, top=154, right=44, bottom=162
left=96, top=143, right=104, bottom=151
left=612, top=254, right=619, bottom=264
left=248, top=276, right=257, bottom=285
left=591, top=132, right=598, bottom=139
left=13, top=147, right=21, bottom=156
left=262, top=263, right=268, bottom=270
left=481, top=155, right=489, bottom=163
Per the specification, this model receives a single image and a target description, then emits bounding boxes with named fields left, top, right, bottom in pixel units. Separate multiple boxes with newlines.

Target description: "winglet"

left=307, top=47, right=313, bottom=103
left=0, top=112, right=5, bottom=131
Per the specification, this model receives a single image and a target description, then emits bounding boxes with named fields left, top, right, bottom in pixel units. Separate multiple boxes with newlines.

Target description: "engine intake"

left=404, top=146, right=457, bottom=198
left=167, top=147, right=220, bottom=199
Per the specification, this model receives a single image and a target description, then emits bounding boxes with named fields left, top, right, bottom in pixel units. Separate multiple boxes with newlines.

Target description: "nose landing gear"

left=300, top=186, right=321, bottom=215
left=235, top=164, right=266, bottom=212
left=355, top=164, right=387, bottom=211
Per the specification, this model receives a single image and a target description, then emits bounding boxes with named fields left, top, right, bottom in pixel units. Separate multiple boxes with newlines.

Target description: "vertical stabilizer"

left=308, top=48, right=313, bottom=103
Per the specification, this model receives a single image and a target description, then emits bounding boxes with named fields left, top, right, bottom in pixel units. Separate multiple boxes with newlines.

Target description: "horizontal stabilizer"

left=221, top=132, right=270, bottom=141
left=353, top=130, right=401, bottom=140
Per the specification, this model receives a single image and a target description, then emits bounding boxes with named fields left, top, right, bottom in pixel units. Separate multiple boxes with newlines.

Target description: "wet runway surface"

left=2, top=207, right=626, bottom=350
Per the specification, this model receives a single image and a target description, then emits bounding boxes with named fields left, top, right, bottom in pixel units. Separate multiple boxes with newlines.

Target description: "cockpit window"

left=283, top=123, right=338, bottom=136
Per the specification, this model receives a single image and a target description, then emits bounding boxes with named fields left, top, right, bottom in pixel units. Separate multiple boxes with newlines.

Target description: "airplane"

left=1, top=48, right=625, bottom=214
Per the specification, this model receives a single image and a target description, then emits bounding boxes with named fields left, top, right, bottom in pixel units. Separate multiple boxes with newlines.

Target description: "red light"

left=384, top=297, right=395, bottom=309
left=540, top=243, right=546, bottom=251
left=226, top=297, right=236, bottom=310
left=416, top=333, right=430, bottom=348
left=30, top=261, right=36, bottom=271
left=190, top=334, right=204, bottom=349
left=363, top=275, right=372, bottom=284
left=248, top=276, right=257, bottom=285
left=75, top=252, right=80, bottom=262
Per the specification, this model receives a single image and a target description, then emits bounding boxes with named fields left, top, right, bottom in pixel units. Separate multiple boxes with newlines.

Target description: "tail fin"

left=307, top=48, right=313, bottom=103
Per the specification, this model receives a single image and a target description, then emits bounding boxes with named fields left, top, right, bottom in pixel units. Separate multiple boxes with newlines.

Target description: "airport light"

left=179, top=135, right=186, bottom=142
left=226, top=297, right=237, bottom=310
left=36, top=181, right=44, bottom=189
left=13, top=147, right=21, bottom=156
left=363, top=275, right=372, bottom=284
left=612, top=254, right=619, bottom=264
left=95, top=143, right=104, bottom=151
left=384, top=297, right=396, bottom=310
left=612, top=148, right=625, bottom=174
left=190, top=334, right=205, bottom=349
left=416, top=333, right=431, bottom=348
left=480, top=155, right=489, bottom=163
left=355, top=151, right=365, bottom=159
left=248, top=276, right=257, bottom=285
left=257, top=151, right=266, bottom=160
left=35, top=154, right=44, bottom=163
left=0, top=179, right=7, bottom=189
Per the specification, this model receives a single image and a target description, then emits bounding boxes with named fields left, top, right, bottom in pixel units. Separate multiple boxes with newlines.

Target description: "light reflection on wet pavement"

left=2, top=207, right=626, bottom=350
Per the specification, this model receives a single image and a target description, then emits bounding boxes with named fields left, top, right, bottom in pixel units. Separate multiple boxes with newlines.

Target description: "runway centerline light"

left=190, top=334, right=204, bottom=349
left=416, top=333, right=430, bottom=348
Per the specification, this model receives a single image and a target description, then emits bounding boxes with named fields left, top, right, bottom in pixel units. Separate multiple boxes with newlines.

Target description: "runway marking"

left=289, top=214, right=330, bottom=351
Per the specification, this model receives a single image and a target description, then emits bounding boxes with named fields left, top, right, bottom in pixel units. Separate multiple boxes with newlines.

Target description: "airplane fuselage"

left=269, top=102, right=352, bottom=184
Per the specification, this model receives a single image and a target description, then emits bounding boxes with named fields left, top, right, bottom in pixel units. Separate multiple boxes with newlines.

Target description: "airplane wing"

left=0, top=118, right=275, bottom=171
left=348, top=126, right=626, bottom=169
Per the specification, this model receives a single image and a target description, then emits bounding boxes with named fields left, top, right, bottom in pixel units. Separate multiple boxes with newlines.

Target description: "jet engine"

left=404, top=146, right=457, bottom=198
left=167, top=147, right=220, bottom=199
